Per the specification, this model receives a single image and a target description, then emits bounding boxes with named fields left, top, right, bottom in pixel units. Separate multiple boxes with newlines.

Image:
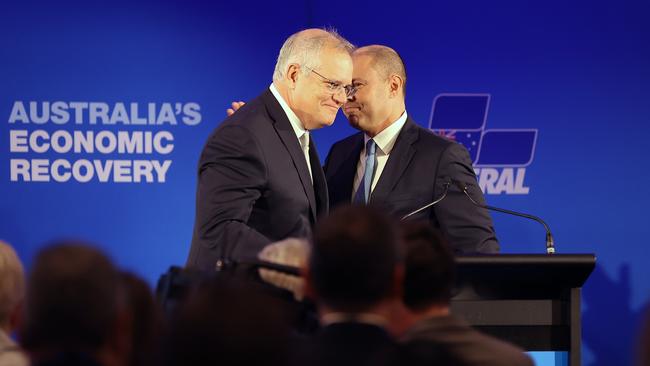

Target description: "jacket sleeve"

left=189, top=124, right=272, bottom=269
left=433, top=142, right=499, bottom=253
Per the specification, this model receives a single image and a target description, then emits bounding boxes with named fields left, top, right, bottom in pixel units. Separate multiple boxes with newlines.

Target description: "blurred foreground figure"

left=0, top=241, right=28, bottom=366
left=120, top=272, right=164, bottom=366
left=637, top=305, right=650, bottom=366
left=21, top=242, right=131, bottom=366
left=392, top=222, right=533, bottom=366
left=299, top=205, right=412, bottom=366
left=163, top=276, right=293, bottom=366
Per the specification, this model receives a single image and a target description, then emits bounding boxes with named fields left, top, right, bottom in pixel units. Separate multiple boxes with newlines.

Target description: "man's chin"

left=346, top=115, right=363, bottom=131
left=311, top=116, right=337, bottom=129
left=322, top=118, right=336, bottom=127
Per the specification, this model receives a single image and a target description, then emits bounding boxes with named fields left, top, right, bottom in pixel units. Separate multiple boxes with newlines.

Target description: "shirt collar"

left=269, top=83, right=307, bottom=139
left=364, top=111, right=408, bottom=155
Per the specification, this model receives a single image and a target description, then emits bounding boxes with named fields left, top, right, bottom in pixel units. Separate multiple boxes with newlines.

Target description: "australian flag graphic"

left=428, top=94, right=537, bottom=167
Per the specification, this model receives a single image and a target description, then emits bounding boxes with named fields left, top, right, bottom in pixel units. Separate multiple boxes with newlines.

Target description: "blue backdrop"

left=2, top=1, right=649, bottom=365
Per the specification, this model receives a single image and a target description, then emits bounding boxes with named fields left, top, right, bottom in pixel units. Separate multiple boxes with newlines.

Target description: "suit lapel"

left=331, top=134, right=364, bottom=204
left=262, top=90, right=318, bottom=222
left=370, top=118, right=418, bottom=204
left=309, top=138, right=328, bottom=219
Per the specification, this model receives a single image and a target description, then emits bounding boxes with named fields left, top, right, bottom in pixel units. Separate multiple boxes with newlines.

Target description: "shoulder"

left=330, top=132, right=364, bottom=151
left=218, top=92, right=273, bottom=132
left=407, top=121, right=455, bottom=149
left=405, top=119, right=473, bottom=159
left=401, top=119, right=466, bottom=164
left=201, top=92, right=274, bottom=150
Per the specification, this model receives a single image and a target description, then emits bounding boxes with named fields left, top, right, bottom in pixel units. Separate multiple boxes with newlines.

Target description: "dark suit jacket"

left=295, top=322, right=404, bottom=366
left=187, top=89, right=328, bottom=270
left=402, top=315, right=534, bottom=366
left=324, top=117, right=498, bottom=253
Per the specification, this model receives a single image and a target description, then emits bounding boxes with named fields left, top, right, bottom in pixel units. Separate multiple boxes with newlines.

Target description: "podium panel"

left=451, top=254, right=595, bottom=366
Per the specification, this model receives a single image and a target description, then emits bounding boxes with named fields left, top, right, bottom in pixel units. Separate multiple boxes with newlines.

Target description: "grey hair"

left=0, top=240, right=25, bottom=327
left=273, top=28, right=355, bottom=82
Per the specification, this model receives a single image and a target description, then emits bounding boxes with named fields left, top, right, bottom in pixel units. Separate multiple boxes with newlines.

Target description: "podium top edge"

left=456, top=253, right=596, bottom=266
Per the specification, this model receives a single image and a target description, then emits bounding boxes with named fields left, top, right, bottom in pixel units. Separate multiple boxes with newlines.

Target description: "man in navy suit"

left=324, top=45, right=498, bottom=253
left=187, top=29, right=354, bottom=271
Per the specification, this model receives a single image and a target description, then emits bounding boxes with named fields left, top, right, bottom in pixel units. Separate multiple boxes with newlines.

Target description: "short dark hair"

left=401, top=221, right=456, bottom=310
left=309, top=205, right=401, bottom=312
left=164, top=277, right=291, bottom=366
left=121, top=271, right=163, bottom=366
left=21, top=242, right=122, bottom=352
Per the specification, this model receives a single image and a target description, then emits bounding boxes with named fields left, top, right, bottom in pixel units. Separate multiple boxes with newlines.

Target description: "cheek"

left=358, top=92, right=374, bottom=107
left=319, top=95, right=337, bottom=111
left=296, top=83, right=317, bottom=101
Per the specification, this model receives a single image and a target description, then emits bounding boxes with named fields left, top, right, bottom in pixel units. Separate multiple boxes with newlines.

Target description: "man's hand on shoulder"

left=226, top=101, right=246, bottom=116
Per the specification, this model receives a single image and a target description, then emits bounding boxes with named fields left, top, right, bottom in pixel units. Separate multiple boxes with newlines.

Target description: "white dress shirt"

left=352, top=111, right=408, bottom=200
left=269, top=83, right=312, bottom=182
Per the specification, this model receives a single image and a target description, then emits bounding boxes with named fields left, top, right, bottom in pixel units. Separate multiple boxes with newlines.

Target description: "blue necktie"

left=354, top=139, right=377, bottom=204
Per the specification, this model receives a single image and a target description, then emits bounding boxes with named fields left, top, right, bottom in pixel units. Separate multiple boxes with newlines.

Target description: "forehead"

left=351, top=53, right=379, bottom=79
left=316, top=48, right=353, bottom=83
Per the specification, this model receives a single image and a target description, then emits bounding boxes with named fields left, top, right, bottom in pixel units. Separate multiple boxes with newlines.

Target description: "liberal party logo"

left=428, top=93, right=536, bottom=195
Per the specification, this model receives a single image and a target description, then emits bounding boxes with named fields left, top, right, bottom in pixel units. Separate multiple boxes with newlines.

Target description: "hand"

left=257, top=237, right=309, bottom=301
left=226, top=101, right=246, bottom=116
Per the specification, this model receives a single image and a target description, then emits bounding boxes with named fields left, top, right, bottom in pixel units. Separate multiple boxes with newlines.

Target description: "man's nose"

left=332, top=88, right=348, bottom=105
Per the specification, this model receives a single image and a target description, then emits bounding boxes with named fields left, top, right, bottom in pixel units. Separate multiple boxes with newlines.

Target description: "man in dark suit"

left=324, top=45, right=498, bottom=253
left=187, top=29, right=354, bottom=271
left=299, top=205, right=408, bottom=366
left=392, top=221, right=533, bottom=366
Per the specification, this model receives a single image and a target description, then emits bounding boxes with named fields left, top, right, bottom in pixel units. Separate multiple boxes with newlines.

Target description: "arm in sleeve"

left=433, top=142, right=499, bottom=253
left=192, top=124, right=272, bottom=264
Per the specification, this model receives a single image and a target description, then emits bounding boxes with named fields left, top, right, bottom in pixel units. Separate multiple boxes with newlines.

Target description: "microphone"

left=401, top=179, right=452, bottom=220
left=452, top=179, right=556, bottom=254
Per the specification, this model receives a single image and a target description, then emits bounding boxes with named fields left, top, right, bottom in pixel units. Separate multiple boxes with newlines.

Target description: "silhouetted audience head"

left=0, top=240, right=29, bottom=366
left=21, top=242, right=129, bottom=366
left=401, top=221, right=456, bottom=311
left=0, top=240, right=25, bottom=333
left=637, top=304, right=650, bottom=366
left=120, top=272, right=163, bottom=366
left=164, top=276, right=292, bottom=366
left=308, top=205, right=402, bottom=312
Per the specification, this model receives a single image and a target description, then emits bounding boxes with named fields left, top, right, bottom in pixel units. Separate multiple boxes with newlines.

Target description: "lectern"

left=451, top=254, right=596, bottom=366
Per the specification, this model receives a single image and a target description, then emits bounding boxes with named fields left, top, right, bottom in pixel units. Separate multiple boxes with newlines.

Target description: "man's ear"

left=286, top=64, right=301, bottom=89
left=388, top=74, right=404, bottom=98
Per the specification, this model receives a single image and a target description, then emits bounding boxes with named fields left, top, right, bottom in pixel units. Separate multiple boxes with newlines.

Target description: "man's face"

left=291, top=48, right=353, bottom=130
left=343, top=54, right=392, bottom=135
